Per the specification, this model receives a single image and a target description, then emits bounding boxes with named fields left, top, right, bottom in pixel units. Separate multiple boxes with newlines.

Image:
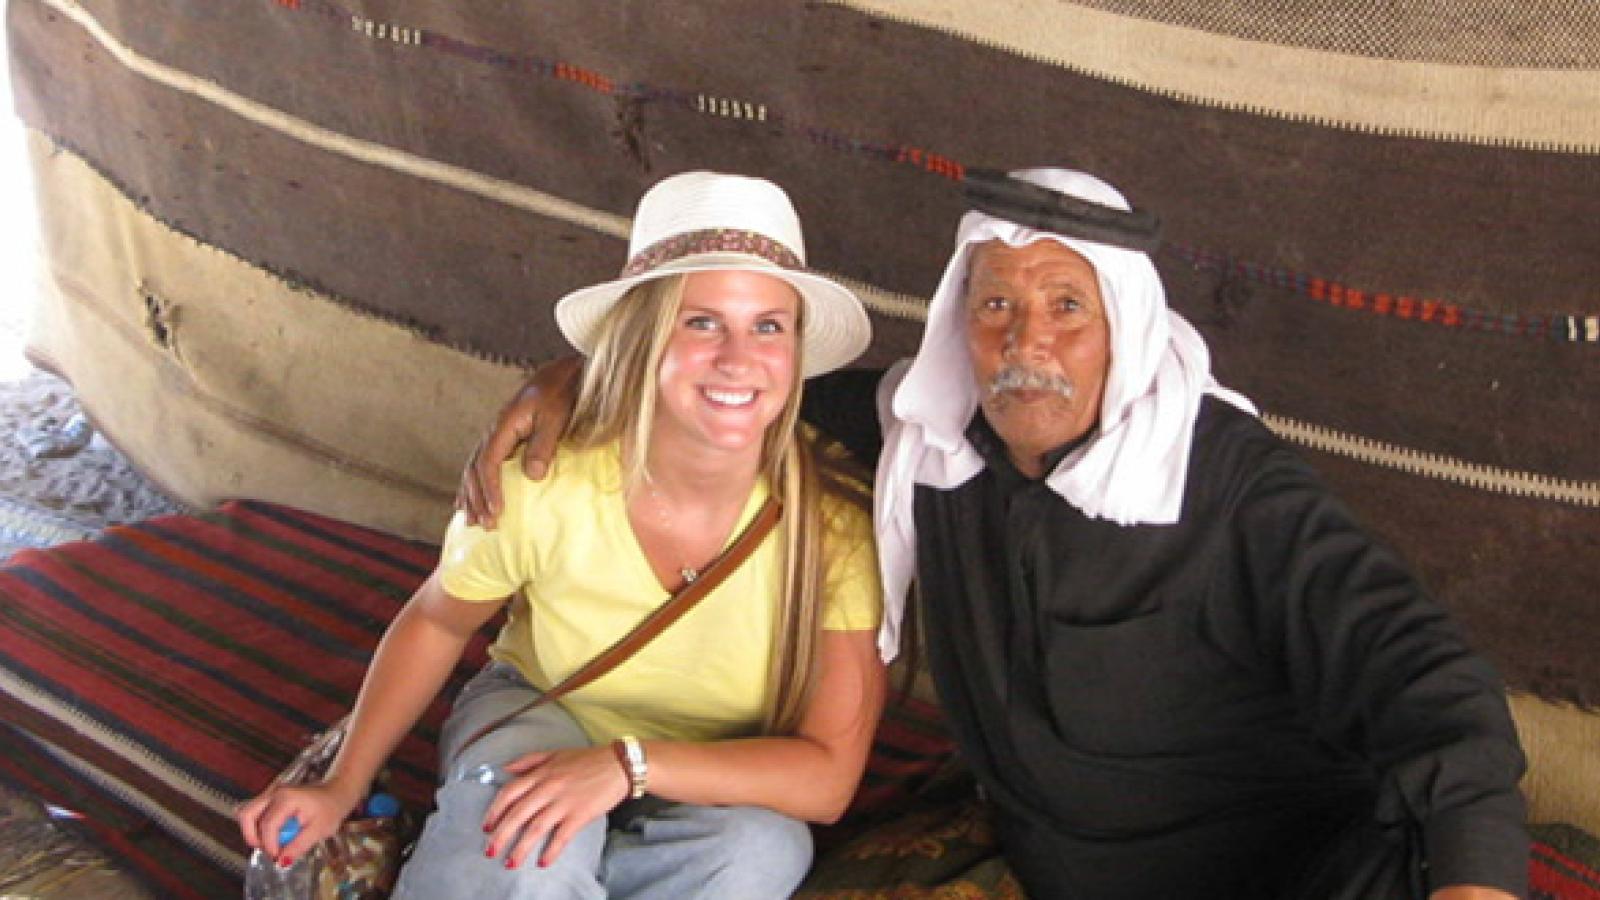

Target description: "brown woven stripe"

left=17, top=0, right=1598, bottom=329
left=1162, top=264, right=1599, bottom=483
left=1301, top=448, right=1600, bottom=709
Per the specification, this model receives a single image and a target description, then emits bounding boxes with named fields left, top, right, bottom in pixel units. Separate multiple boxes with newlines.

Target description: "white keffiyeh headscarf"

left=874, top=168, right=1256, bottom=662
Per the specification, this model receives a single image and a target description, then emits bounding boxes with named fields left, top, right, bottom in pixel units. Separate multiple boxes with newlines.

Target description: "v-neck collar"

left=605, top=446, right=771, bottom=595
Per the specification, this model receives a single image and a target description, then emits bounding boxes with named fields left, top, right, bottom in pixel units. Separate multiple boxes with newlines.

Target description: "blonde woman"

left=238, top=172, right=885, bottom=898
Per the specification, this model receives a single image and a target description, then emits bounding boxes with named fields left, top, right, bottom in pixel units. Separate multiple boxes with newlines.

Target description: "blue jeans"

left=393, top=662, right=813, bottom=899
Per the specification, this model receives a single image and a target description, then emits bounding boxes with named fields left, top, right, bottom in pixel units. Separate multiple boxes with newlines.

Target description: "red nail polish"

left=505, top=857, right=518, bottom=870
left=485, top=846, right=495, bottom=858
left=278, top=855, right=293, bottom=867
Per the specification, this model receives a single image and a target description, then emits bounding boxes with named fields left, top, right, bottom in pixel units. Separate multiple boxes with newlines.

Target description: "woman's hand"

left=236, top=779, right=363, bottom=866
left=481, top=745, right=630, bottom=869
left=456, top=356, right=582, bottom=529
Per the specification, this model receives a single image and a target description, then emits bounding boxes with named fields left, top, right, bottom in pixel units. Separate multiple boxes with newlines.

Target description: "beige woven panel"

left=1510, top=693, right=1600, bottom=836
left=24, top=131, right=523, bottom=540
left=1068, top=0, right=1600, bottom=66
left=828, top=0, right=1600, bottom=150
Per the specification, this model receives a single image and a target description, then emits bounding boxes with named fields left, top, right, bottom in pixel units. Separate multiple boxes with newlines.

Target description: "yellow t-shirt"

left=438, top=441, right=882, bottom=744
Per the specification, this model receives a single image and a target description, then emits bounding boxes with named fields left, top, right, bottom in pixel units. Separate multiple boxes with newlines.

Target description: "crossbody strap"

left=453, top=495, right=783, bottom=756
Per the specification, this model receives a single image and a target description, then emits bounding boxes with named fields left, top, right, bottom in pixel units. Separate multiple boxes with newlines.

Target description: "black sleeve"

left=800, top=367, right=888, bottom=468
left=1236, top=453, right=1529, bottom=895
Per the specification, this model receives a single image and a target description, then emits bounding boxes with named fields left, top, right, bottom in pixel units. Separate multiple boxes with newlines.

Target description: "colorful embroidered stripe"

left=621, top=228, right=804, bottom=277
left=44, top=0, right=1589, bottom=345
left=1168, top=244, right=1597, bottom=343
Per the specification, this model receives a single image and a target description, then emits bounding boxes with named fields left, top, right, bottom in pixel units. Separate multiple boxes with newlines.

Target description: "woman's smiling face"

left=652, top=269, right=801, bottom=458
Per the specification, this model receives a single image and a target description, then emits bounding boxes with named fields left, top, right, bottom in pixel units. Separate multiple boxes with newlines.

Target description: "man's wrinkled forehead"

left=961, top=238, right=1100, bottom=293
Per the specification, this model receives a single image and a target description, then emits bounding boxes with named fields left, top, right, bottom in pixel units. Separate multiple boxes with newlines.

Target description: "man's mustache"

left=987, top=365, right=1075, bottom=399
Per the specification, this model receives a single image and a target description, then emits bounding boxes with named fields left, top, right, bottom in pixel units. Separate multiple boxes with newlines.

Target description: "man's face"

left=964, top=240, right=1111, bottom=477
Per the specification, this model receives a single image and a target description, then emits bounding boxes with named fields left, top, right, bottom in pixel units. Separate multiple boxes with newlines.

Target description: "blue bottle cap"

left=364, top=792, right=401, bottom=818
left=277, top=815, right=301, bottom=846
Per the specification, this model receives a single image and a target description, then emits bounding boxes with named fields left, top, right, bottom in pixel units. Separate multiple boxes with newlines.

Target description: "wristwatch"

left=612, top=735, right=648, bottom=799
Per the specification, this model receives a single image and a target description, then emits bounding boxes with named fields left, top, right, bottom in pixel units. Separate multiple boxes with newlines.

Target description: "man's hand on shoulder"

left=456, top=356, right=582, bottom=529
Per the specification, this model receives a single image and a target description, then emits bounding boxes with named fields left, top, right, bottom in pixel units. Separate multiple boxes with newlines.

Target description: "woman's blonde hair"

left=564, top=273, right=846, bottom=734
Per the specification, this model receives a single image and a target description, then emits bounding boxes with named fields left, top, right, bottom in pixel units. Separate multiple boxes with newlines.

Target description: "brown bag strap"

left=453, top=495, right=783, bottom=756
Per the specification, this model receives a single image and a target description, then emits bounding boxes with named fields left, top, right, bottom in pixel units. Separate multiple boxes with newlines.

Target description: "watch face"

left=616, top=736, right=647, bottom=798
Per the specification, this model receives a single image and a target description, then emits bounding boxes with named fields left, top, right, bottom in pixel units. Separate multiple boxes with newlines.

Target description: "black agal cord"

left=962, top=168, right=1164, bottom=254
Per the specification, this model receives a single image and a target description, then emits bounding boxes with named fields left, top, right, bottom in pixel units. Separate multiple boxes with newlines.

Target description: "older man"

left=459, top=168, right=1527, bottom=898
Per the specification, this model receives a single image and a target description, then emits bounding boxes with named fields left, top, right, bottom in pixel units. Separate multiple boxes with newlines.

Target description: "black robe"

left=804, top=373, right=1528, bottom=898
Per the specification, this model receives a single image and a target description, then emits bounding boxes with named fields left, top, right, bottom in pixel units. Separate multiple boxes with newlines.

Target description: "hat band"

left=620, top=228, right=803, bottom=278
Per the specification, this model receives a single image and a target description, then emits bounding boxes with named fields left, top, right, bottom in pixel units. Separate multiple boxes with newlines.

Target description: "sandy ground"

left=0, top=784, right=156, bottom=899
left=0, top=367, right=190, bottom=555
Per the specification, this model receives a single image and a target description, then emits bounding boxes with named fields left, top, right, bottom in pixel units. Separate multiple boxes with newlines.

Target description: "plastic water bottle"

left=243, top=816, right=315, bottom=899
left=243, top=793, right=404, bottom=898
left=364, top=792, right=400, bottom=819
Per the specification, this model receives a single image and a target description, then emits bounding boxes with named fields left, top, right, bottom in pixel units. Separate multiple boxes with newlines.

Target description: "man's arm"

left=456, top=357, right=581, bottom=528
left=1235, top=451, right=1528, bottom=898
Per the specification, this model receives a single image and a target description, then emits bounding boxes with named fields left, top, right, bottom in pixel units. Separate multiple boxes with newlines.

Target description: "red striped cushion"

left=0, top=500, right=480, bottom=894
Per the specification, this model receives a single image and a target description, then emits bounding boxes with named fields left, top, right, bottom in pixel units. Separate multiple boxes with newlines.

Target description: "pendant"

left=680, top=567, right=699, bottom=584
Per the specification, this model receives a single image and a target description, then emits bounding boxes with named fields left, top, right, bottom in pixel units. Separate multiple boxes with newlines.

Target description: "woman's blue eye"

left=754, top=319, right=786, bottom=335
left=684, top=315, right=718, bottom=331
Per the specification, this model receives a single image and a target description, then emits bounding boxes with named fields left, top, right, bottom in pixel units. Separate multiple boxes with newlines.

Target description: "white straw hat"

left=554, top=171, right=871, bottom=377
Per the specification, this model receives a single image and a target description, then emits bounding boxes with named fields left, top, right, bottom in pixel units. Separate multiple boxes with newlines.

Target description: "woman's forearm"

left=323, top=575, right=490, bottom=799
left=640, top=629, right=886, bottom=824
left=640, top=734, right=865, bottom=824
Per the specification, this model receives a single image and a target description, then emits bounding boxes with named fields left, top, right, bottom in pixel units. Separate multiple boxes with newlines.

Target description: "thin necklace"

left=644, top=481, right=699, bottom=585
